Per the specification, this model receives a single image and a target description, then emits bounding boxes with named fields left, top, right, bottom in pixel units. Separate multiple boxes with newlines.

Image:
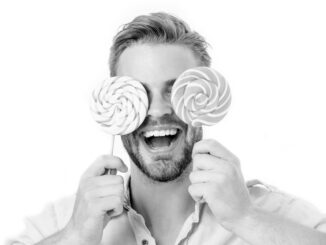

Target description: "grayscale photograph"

left=1, top=1, right=326, bottom=244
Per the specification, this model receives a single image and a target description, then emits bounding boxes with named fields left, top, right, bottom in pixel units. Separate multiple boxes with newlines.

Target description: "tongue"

left=150, top=136, right=171, bottom=148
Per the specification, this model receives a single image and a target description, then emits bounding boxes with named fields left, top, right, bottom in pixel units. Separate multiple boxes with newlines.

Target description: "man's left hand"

left=188, top=139, right=253, bottom=228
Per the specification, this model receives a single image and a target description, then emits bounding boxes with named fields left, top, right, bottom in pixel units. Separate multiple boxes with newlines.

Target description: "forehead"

left=116, top=44, right=200, bottom=87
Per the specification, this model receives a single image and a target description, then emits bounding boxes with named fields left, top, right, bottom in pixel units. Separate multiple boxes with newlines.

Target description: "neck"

left=129, top=163, right=195, bottom=235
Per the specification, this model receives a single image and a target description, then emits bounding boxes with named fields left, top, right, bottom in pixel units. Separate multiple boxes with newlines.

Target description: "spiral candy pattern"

left=171, top=67, right=231, bottom=127
left=90, top=76, right=148, bottom=135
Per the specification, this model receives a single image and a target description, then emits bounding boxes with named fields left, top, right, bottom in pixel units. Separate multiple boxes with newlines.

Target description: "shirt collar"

left=122, top=174, right=203, bottom=223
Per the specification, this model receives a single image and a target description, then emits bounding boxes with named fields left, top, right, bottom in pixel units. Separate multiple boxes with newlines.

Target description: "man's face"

left=117, top=43, right=203, bottom=182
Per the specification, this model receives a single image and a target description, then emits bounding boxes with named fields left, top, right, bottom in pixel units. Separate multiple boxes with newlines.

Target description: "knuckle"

left=111, top=196, right=121, bottom=206
left=189, top=172, right=199, bottom=183
left=96, top=154, right=118, bottom=166
left=188, top=172, right=194, bottom=182
left=93, top=155, right=108, bottom=167
left=193, top=140, right=204, bottom=153
left=115, top=205, right=124, bottom=216
left=110, top=156, right=122, bottom=164
left=206, top=138, right=218, bottom=147
left=193, top=140, right=200, bottom=149
left=114, top=156, right=123, bottom=163
left=115, top=175, right=124, bottom=184
left=98, top=154, right=109, bottom=161
left=192, top=154, right=201, bottom=164
left=188, top=185, right=195, bottom=195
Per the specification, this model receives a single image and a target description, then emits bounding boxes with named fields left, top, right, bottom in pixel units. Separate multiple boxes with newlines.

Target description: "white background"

left=1, top=0, right=326, bottom=242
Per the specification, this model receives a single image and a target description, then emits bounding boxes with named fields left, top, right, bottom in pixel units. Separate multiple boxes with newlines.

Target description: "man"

left=8, top=12, right=326, bottom=245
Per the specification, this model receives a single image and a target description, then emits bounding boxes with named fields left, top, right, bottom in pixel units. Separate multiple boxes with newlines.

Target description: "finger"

left=107, top=205, right=124, bottom=219
left=94, top=195, right=124, bottom=216
left=192, top=153, right=230, bottom=171
left=192, top=139, right=237, bottom=163
left=189, top=170, right=224, bottom=184
left=104, top=169, right=117, bottom=175
left=82, top=155, right=128, bottom=179
left=188, top=182, right=209, bottom=202
left=92, top=174, right=124, bottom=187
left=88, top=184, right=124, bottom=198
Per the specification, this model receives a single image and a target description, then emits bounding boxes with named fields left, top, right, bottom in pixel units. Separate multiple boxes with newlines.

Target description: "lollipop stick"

left=108, top=134, right=115, bottom=155
left=105, top=134, right=117, bottom=175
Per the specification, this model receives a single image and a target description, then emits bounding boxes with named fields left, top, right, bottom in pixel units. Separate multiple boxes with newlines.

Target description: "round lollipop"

left=90, top=76, right=148, bottom=172
left=171, top=66, right=231, bottom=127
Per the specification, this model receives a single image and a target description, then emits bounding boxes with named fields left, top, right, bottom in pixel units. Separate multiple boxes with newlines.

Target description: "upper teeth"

left=143, top=129, right=178, bottom=138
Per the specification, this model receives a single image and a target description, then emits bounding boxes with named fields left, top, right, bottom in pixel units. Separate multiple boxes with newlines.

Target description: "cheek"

left=121, top=133, right=138, bottom=151
left=186, top=126, right=203, bottom=143
left=138, top=146, right=152, bottom=163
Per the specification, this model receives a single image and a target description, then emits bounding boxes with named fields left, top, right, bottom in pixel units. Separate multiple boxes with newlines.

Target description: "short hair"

left=109, top=12, right=211, bottom=76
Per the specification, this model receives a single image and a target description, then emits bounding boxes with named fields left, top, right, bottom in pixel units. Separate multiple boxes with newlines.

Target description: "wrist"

left=34, top=222, right=85, bottom=245
left=61, top=221, right=86, bottom=245
left=220, top=205, right=259, bottom=232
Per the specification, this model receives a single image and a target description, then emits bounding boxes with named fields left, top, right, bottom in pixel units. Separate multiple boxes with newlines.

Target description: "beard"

left=121, top=114, right=203, bottom=182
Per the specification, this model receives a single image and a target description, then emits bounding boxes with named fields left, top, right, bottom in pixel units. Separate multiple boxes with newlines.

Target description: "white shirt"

left=7, top=178, right=326, bottom=245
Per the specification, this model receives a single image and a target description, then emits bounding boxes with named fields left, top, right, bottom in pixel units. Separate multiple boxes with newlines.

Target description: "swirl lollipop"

left=90, top=76, right=148, bottom=173
left=171, top=66, right=231, bottom=127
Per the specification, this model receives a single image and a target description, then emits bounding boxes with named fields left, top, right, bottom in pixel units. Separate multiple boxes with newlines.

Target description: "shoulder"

left=6, top=194, right=76, bottom=245
left=247, top=179, right=326, bottom=232
left=31, top=194, right=76, bottom=231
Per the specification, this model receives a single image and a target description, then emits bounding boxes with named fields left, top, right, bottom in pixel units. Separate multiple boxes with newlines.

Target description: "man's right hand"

left=64, top=155, right=128, bottom=245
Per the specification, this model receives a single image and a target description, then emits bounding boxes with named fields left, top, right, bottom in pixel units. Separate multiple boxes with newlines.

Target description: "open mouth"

left=141, top=128, right=181, bottom=151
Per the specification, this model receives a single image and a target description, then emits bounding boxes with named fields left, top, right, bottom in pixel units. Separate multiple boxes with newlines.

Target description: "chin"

left=121, top=121, right=202, bottom=182
left=132, top=141, right=193, bottom=182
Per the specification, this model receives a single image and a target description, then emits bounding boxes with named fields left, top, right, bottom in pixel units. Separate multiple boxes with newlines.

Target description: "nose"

left=147, top=91, right=173, bottom=118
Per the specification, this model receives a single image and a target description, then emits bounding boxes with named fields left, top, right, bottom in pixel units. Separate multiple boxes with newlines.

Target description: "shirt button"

left=142, top=239, right=148, bottom=245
